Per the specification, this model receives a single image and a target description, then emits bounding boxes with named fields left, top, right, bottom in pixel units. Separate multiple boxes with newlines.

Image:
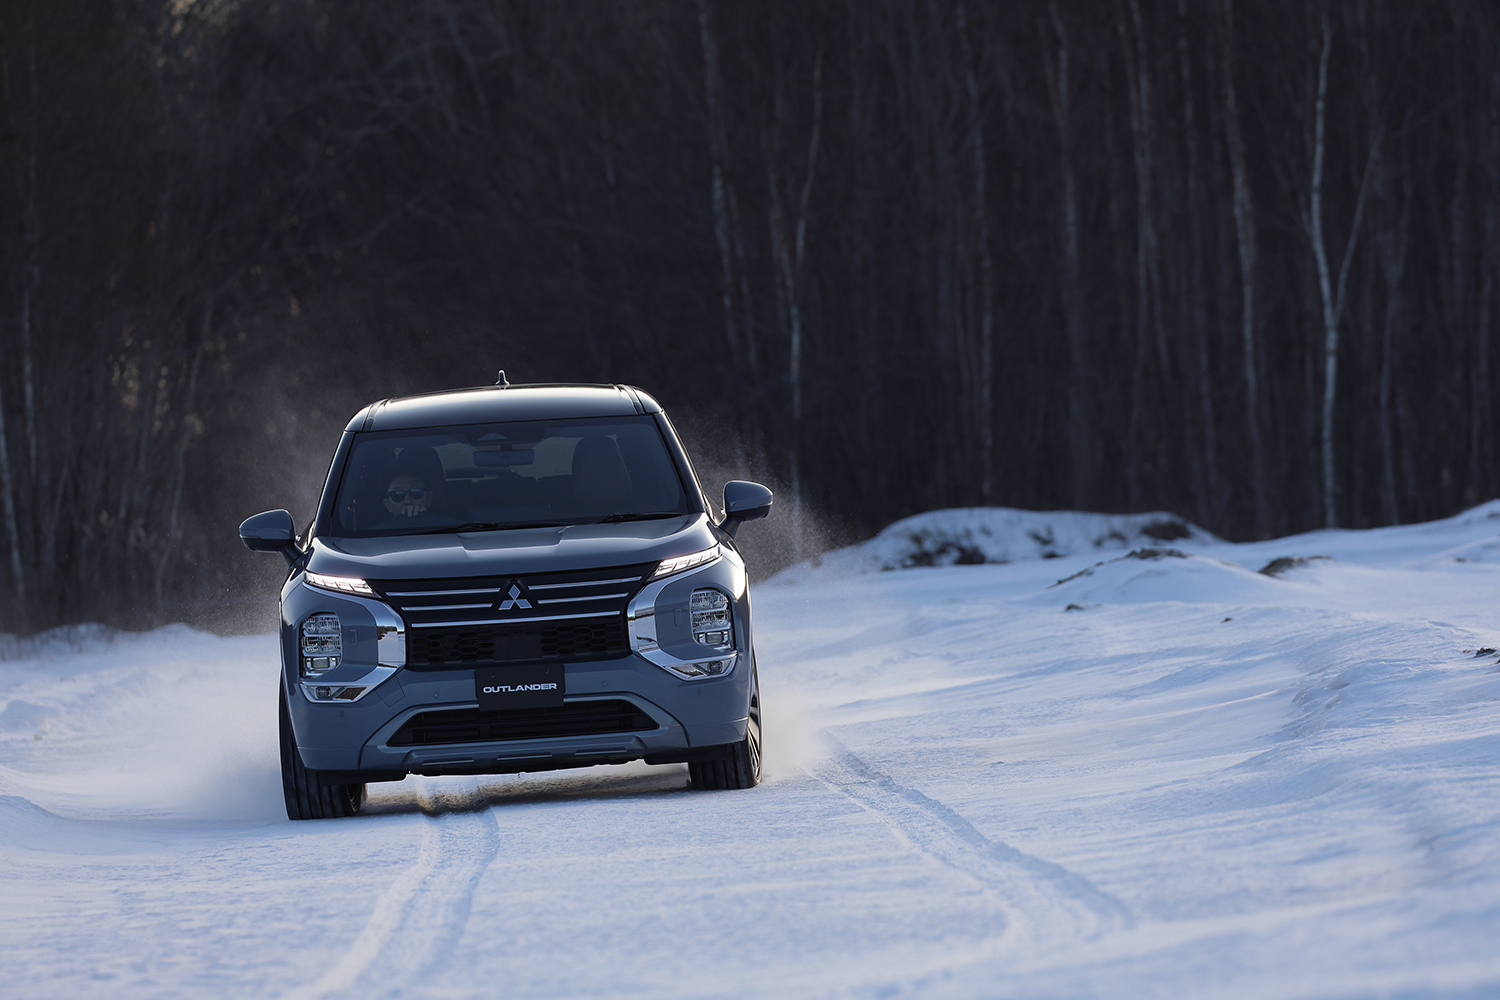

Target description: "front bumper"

left=290, top=651, right=751, bottom=776
left=280, top=553, right=755, bottom=779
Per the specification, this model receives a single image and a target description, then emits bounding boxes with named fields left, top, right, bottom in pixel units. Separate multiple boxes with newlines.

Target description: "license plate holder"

left=475, top=663, right=564, bottom=710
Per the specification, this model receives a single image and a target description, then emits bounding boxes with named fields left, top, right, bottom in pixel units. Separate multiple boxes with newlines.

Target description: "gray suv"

left=240, top=380, right=772, bottom=820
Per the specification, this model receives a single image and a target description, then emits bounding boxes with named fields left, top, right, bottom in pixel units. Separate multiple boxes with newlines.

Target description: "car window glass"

left=329, top=415, right=691, bottom=536
left=524, top=436, right=576, bottom=479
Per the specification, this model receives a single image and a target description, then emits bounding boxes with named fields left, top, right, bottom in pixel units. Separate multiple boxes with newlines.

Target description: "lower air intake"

left=388, top=700, right=657, bottom=747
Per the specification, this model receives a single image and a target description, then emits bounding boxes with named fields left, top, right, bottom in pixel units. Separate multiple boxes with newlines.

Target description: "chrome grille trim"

left=526, top=577, right=641, bottom=590
left=536, top=593, right=629, bottom=604
left=409, top=611, right=609, bottom=627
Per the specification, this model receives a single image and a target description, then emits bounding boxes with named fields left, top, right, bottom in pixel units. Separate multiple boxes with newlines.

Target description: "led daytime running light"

left=305, top=572, right=375, bottom=596
left=651, top=544, right=721, bottom=579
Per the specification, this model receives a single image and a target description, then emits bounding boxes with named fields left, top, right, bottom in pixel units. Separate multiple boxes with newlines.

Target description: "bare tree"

left=1304, top=13, right=1380, bottom=528
left=1045, top=1, right=1093, bottom=509
left=4, top=0, right=1500, bottom=628
left=698, top=0, right=741, bottom=372
left=956, top=0, right=996, bottom=502
left=1219, top=0, right=1266, bottom=536
left=763, top=48, right=822, bottom=560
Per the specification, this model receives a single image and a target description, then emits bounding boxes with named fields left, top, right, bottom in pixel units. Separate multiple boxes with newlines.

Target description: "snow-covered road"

left=4, top=505, right=1500, bottom=998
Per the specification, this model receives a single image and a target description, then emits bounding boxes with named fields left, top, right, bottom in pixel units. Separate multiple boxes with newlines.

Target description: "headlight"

left=690, top=588, right=733, bottom=650
left=300, top=613, right=342, bottom=676
left=651, top=544, right=721, bottom=579
left=305, top=572, right=375, bottom=596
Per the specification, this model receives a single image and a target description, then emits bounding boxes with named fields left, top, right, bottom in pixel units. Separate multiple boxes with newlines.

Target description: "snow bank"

left=773, top=506, right=1220, bottom=584
left=0, top=625, right=284, bottom=821
left=1034, top=546, right=1291, bottom=606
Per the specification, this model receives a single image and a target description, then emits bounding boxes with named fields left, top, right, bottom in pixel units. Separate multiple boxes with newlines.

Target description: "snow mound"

left=0, top=623, right=116, bottom=662
left=0, top=700, right=58, bottom=738
left=0, top=621, right=204, bottom=665
left=776, top=507, right=1218, bottom=582
left=0, top=628, right=285, bottom=821
left=0, top=794, right=69, bottom=847
left=1035, top=546, right=1292, bottom=606
left=1255, top=554, right=1334, bottom=577
left=1436, top=535, right=1500, bottom=565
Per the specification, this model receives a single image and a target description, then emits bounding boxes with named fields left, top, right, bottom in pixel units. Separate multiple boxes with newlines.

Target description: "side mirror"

left=721, top=481, right=772, bottom=538
left=240, top=509, right=299, bottom=565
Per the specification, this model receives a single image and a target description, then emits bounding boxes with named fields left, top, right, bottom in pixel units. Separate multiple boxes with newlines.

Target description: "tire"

left=689, top=664, right=762, bottom=791
left=279, top=678, right=366, bottom=820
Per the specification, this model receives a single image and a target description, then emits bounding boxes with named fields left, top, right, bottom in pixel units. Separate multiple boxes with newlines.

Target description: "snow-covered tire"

left=279, top=679, right=366, bottom=820
left=689, top=666, right=761, bottom=791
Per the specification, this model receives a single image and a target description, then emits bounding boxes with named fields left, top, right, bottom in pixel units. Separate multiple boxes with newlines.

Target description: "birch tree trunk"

left=1220, top=0, right=1267, bottom=535
left=696, top=0, right=740, bottom=370
left=1376, top=126, right=1411, bottom=526
left=765, top=54, right=821, bottom=561
left=956, top=0, right=995, bottom=503
left=0, top=379, right=22, bottom=604
left=5, top=31, right=46, bottom=587
left=1306, top=15, right=1380, bottom=529
left=1047, top=2, right=1090, bottom=508
left=1120, top=0, right=1171, bottom=500
left=1473, top=63, right=1500, bottom=509
left=1179, top=0, right=1218, bottom=511
left=1307, top=19, right=1342, bottom=528
left=153, top=303, right=209, bottom=609
left=20, top=36, right=40, bottom=490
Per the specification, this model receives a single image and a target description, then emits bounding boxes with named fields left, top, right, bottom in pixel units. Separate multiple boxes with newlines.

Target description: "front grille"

left=406, top=619, right=625, bottom=667
left=388, top=700, right=658, bottom=746
left=368, top=563, right=653, bottom=669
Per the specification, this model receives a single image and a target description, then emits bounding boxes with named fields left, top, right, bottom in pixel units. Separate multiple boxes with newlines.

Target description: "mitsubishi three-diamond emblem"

left=497, top=581, right=532, bottom=611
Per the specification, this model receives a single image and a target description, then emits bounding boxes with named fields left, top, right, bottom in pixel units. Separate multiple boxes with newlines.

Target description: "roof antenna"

left=496, top=370, right=509, bottom=387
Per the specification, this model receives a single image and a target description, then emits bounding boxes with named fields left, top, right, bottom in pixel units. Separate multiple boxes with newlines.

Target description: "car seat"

left=569, top=435, right=633, bottom=514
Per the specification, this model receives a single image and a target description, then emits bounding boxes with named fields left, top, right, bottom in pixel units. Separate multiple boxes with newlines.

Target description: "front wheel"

left=279, top=679, right=366, bottom=820
left=689, top=666, right=761, bottom=790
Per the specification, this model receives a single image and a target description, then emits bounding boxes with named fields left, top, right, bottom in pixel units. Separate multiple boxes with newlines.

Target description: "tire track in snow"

left=279, top=778, right=500, bottom=1000
left=807, top=740, right=1132, bottom=956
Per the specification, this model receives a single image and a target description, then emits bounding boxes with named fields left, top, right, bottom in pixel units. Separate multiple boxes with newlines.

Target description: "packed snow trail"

left=4, top=503, right=1500, bottom=997
left=282, top=778, right=500, bottom=1000
left=807, top=739, right=1133, bottom=955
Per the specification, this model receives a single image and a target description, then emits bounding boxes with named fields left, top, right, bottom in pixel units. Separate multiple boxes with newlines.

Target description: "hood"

left=305, top=515, right=715, bottom=581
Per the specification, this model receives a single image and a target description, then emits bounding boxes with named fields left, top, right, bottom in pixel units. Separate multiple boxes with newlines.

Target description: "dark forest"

left=1, top=0, right=1497, bottom=631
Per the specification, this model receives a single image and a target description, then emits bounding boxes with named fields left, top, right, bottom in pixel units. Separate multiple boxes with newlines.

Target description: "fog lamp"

left=302, top=683, right=367, bottom=703
left=690, top=588, right=733, bottom=650
left=301, top=613, right=342, bottom=676
left=663, top=656, right=735, bottom=680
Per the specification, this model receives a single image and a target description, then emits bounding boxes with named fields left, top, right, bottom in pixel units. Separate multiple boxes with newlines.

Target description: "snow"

left=4, top=504, right=1500, bottom=998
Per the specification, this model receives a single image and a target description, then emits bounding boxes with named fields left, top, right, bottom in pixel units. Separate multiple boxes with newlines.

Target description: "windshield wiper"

left=593, top=511, right=685, bottom=523
left=413, top=520, right=570, bottom=534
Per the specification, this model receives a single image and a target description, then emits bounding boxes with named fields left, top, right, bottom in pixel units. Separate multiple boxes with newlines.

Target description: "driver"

left=383, top=473, right=432, bottom=519
left=373, top=444, right=448, bottom=526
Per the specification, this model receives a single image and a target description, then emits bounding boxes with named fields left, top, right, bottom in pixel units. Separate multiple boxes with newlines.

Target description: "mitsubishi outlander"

left=240, top=379, right=772, bottom=820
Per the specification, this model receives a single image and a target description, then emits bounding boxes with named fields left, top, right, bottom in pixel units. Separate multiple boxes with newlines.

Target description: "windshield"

left=327, top=415, right=694, bottom=537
